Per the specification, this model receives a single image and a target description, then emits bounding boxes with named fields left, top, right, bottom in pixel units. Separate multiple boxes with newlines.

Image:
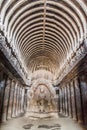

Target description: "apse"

left=27, top=79, right=57, bottom=113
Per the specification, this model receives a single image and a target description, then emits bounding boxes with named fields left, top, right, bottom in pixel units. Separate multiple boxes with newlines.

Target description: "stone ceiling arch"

left=0, top=0, right=87, bottom=81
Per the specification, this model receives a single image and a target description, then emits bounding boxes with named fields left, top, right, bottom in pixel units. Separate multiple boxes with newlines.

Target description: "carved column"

left=11, top=81, right=16, bottom=118
left=21, top=87, right=25, bottom=113
left=62, top=87, right=64, bottom=113
left=19, top=85, right=23, bottom=114
left=0, top=74, right=8, bottom=122
left=11, top=81, right=17, bottom=117
left=18, top=85, right=21, bottom=114
left=66, top=84, right=69, bottom=116
left=58, top=89, right=60, bottom=112
left=24, top=89, right=27, bottom=112
left=78, top=75, right=87, bottom=125
left=7, top=80, right=15, bottom=119
left=74, top=77, right=83, bottom=123
left=69, top=82, right=73, bottom=117
left=61, top=87, right=63, bottom=113
left=2, top=78, right=10, bottom=122
left=6, top=78, right=12, bottom=120
left=65, top=85, right=68, bottom=116
left=15, top=83, right=19, bottom=116
left=67, top=83, right=72, bottom=117
left=16, top=84, right=20, bottom=115
left=17, top=84, right=22, bottom=115
left=59, top=88, right=62, bottom=113
left=63, top=86, right=66, bottom=114
left=70, top=81, right=76, bottom=120
left=73, top=79, right=78, bottom=121
left=63, top=85, right=66, bottom=114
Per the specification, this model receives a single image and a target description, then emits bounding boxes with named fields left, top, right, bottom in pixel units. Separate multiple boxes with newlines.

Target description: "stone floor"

left=0, top=112, right=86, bottom=130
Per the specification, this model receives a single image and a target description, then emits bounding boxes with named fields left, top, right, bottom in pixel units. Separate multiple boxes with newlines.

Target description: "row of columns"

left=0, top=74, right=27, bottom=123
left=58, top=75, right=87, bottom=125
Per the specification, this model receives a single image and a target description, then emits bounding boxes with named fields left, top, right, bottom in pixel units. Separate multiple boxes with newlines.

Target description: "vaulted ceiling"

left=0, top=0, right=87, bottom=81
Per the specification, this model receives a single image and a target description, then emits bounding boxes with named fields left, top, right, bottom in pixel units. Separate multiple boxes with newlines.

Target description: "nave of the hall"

left=0, top=0, right=87, bottom=130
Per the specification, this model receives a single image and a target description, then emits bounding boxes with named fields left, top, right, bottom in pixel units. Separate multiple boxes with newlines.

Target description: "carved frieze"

left=0, top=32, right=27, bottom=83
left=57, top=40, right=87, bottom=84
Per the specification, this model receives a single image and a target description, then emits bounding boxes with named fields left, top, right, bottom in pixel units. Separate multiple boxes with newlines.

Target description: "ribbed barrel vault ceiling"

left=0, top=0, right=87, bottom=80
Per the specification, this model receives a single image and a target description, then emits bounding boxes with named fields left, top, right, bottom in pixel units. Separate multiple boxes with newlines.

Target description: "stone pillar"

left=18, top=85, right=21, bottom=114
left=64, top=86, right=66, bottom=115
left=20, top=86, right=22, bottom=113
left=65, top=85, right=68, bottom=116
left=21, top=87, right=25, bottom=113
left=69, top=82, right=73, bottom=118
left=67, top=83, right=72, bottom=117
left=59, top=88, right=62, bottom=113
left=61, top=87, right=63, bottom=113
left=66, top=84, right=69, bottom=116
left=58, top=89, right=60, bottom=112
left=11, top=82, right=17, bottom=117
left=62, top=87, right=65, bottom=113
left=11, top=81, right=16, bottom=118
left=24, top=89, right=27, bottom=112
left=16, top=84, right=20, bottom=115
left=17, top=84, right=23, bottom=115
left=7, top=80, right=15, bottom=119
left=6, top=78, right=12, bottom=120
left=0, top=74, right=8, bottom=122
left=79, top=75, right=87, bottom=125
left=19, top=85, right=23, bottom=114
left=70, top=81, right=76, bottom=120
left=74, top=77, right=83, bottom=123
left=2, top=78, right=10, bottom=122
left=15, top=83, right=19, bottom=116
left=73, top=79, right=78, bottom=121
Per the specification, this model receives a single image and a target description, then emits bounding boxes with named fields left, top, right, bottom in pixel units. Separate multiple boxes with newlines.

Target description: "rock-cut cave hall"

left=0, top=0, right=87, bottom=130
